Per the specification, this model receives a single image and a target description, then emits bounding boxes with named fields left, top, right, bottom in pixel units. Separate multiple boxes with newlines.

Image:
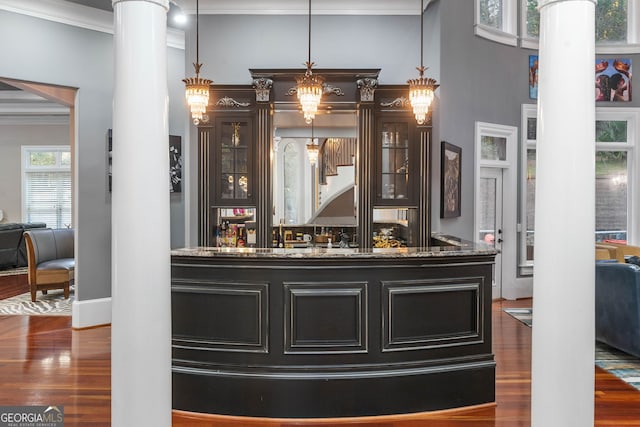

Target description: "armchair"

left=23, top=228, right=75, bottom=302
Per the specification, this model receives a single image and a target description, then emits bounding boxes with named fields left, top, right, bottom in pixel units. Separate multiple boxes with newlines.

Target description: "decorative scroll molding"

left=323, top=84, right=345, bottom=96
left=286, top=84, right=345, bottom=97
left=216, top=96, right=251, bottom=108
left=252, top=78, right=273, bottom=102
left=285, top=86, right=298, bottom=96
left=380, top=97, right=411, bottom=108
left=356, top=78, right=378, bottom=102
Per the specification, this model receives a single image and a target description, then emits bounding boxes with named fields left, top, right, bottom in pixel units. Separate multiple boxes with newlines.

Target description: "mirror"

left=272, top=110, right=357, bottom=227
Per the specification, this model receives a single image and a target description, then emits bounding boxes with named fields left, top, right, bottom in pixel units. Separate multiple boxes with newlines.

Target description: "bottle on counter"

left=277, top=222, right=284, bottom=248
left=327, top=238, right=332, bottom=249
left=236, top=225, right=246, bottom=247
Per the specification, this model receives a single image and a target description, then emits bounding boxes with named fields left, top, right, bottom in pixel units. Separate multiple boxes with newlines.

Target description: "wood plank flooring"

left=0, top=271, right=29, bottom=299
left=0, top=298, right=638, bottom=426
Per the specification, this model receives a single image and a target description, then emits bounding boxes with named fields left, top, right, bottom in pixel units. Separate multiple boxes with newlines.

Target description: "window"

left=475, top=0, right=518, bottom=46
left=519, top=0, right=640, bottom=53
left=22, top=146, right=71, bottom=228
left=283, top=142, right=300, bottom=224
left=520, top=105, right=639, bottom=272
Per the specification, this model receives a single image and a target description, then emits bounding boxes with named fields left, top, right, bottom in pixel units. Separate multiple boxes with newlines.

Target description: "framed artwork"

left=596, top=58, right=632, bottom=102
left=441, top=141, right=461, bottom=218
left=529, top=55, right=538, bottom=99
left=169, top=135, right=182, bottom=193
left=107, top=130, right=182, bottom=193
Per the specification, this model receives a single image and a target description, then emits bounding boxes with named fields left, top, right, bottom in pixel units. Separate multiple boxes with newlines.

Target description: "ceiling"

left=0, top=0, right=429, bottom=120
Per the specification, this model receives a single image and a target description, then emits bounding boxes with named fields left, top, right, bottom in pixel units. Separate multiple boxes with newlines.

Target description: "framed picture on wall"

left=596, top=58, right=632, bottom=102
left=107, top=130, right=183, bottom=193
left=169, top=135, right=182, bottom=193
left=440, top=141, right=461, bottom=218
left=529, top=55, right=538, bottom=99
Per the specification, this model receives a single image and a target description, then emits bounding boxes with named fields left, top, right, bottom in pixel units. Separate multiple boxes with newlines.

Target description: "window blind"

left=25, top=171, right=72, bottom=228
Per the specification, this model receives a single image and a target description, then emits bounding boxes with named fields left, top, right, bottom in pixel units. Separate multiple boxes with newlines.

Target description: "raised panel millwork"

left=172, top=279, right=268, bottom=353
left=284, top=281, right=368, bottom=354
left=382, top=278, right=483, bottom=352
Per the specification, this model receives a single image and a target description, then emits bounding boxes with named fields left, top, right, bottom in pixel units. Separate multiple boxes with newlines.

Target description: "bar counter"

left=171, top=238, right=497, bottom=418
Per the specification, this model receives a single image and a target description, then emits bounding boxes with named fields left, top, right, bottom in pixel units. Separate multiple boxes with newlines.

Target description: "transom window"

left=475, top=0, right=518, bottom=46
left=478, top=0, right=640, bottom=53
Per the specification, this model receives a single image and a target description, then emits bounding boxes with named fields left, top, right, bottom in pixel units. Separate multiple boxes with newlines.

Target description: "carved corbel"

left=253, top=78, right=273, bottom=102
left=357, top=78, right=378, bottom=102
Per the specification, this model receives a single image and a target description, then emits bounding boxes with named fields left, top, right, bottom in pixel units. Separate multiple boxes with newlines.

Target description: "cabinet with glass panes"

left=375, top=119, right=417, bottom=206
left=212, top=118, right=254, bottom=206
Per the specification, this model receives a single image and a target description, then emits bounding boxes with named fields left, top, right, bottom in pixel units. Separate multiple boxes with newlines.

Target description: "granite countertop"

left=171, top=234, right=497, bottom=259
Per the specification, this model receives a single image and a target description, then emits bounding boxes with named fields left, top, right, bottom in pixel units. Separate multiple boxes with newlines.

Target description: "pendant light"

left=296, top=0, right=323, bottom=124
left=407, top=0, right=438, bottom=125
left=306, top=120, right=319, bottom=165
left=183, top=0, right=212, bottom=125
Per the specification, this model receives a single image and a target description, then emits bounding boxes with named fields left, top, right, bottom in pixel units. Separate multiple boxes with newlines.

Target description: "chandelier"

left=183, top=0, right=212, bottom=125
left=306, top=120, right=319, bottom=165
left=296, top=0, right=323, bottom=124
left=407, top=0, right=438, bottom=125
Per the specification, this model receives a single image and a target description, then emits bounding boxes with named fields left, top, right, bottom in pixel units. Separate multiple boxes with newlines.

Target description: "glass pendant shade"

left=408, top=66, right=437, bottom=125
left=182, top=0, right=211, bottom=126
left=183, top=65, right=212, bottom=125
left=306, top=140, right=319, bottom=165
left=297, top=0, right=323, bottom=124
left=408, top=0, right=438, bottom=125
left=297, top=64, right=324, bottom=124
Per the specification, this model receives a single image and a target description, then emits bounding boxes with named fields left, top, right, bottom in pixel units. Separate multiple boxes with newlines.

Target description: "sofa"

left=595, top=261, right=640, bottom=357
left=24, top=228, right=74, bottom=302
left=0, top=222, right=47, bottom=270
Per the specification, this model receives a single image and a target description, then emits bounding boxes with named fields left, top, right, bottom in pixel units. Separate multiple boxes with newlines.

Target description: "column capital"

left=538, top=0, right=596, bottom=9
left=113, top=0, right=169, bottom=11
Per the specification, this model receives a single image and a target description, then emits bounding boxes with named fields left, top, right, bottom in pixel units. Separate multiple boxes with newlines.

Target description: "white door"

left=478, top=168, right=503, bottom=299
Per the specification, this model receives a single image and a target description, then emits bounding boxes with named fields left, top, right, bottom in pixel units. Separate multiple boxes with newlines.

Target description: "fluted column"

left=111, top=1, right=171, bottom=426
left=356, top=78, right=376, bottom=248
left=532, top=1, right=596, bottom=426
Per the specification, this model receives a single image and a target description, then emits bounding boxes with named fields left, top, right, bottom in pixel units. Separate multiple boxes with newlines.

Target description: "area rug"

left=0, top=288, right=73, bottom=316
left=0, top=267, right=28, bottom=277
left=504, top=307, right=640, bottom=391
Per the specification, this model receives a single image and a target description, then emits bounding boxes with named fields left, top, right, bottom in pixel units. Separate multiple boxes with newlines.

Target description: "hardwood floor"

left=0, top=299, right=638, bottom=426
left=0, top=271, right=29, bottom=299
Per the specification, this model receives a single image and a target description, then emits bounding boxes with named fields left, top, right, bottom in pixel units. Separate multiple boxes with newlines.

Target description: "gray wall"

left=436, top=0, right=640, bottom=241
left=0, top=123, right=69, bottom=223
left=0, top=10, right=186, bottom=301
left=435, top=0, right=526, bottom=240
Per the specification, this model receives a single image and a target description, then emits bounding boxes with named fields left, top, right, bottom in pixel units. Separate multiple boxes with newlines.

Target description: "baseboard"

left=72, top=296, right=111, bottom=329
left=502, top=277, right=533, bottom=300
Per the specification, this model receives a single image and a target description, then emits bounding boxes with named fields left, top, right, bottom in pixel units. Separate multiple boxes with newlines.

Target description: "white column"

left=111, top=1, right=171, bottom=426
left=532, top=1, right=596, bottom=427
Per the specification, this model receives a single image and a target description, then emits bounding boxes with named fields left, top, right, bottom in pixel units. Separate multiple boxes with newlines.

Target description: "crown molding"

left=0, top=102, right=70, bottom=115
left=0, top=115, right=70, bottom=125
left=175, top=0, right=422, bottom=15
left=0, top=0, right=185, bottom=49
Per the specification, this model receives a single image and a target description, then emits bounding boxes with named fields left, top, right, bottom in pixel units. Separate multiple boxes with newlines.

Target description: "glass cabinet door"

left=214, top=118, right=254, bottom=205
left=377, top=121, right=414, bottom=205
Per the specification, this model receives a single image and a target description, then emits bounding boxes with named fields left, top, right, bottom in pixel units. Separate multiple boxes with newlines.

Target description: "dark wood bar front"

left=170, top=240, right=497, bottom=418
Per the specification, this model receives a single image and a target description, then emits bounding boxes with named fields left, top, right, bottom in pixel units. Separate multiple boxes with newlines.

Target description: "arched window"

left=283, top=142, right=300, bottom=224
